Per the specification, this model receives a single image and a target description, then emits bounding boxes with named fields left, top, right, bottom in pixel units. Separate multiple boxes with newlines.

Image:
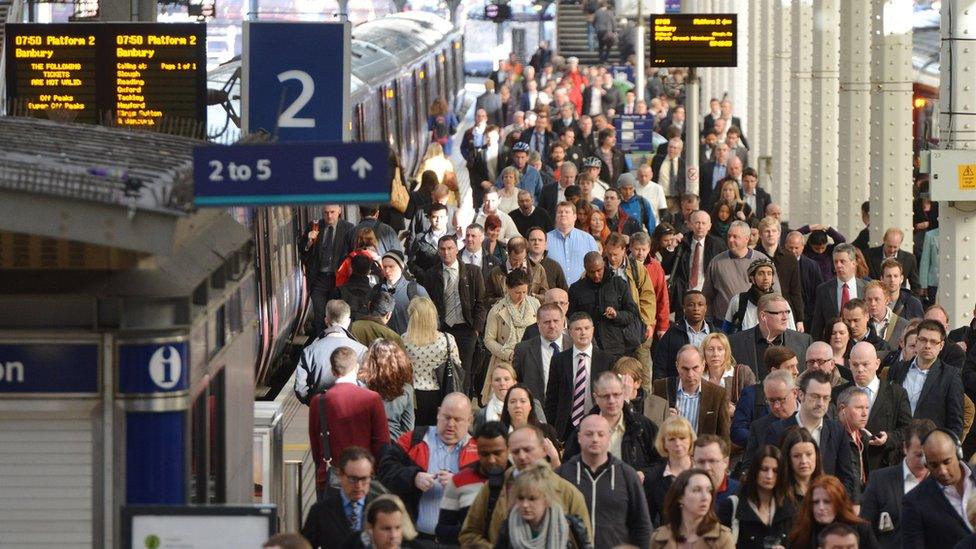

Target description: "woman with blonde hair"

left=414, top=140, right=455, bottom=186
left=482, top=269, right=540, bottom=403
left=646, top=416, right=697, bottom=526
left=497, top=166, right=522, bottom=213
left=700, top=332, right=756, bottom=410
left=360, top=338, right=415, bottom=440
left=402, top=297, right=460, bottom=426
left=719, top=178, right=752, bottom=221
left=493, top=462, right=593, bottom=549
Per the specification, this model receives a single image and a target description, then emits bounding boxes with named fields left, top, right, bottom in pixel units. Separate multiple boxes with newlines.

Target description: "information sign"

left=0, top=342, right=99, bottom=394
left=615, top=115, right=657, bottom=153
left=193, top=141, right=390, bottom=207
left=649, top=14, right=737, bottom=67
left=3, top=23, right=206, bottom=131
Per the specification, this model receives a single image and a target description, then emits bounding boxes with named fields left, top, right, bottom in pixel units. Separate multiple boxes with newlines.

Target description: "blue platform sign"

left=118, top=341, right=189, bottom=395
left=614, top=115, right=658, bottom=153
left=193, top=141, right=390, bottom=207
left=0, top=342, right=99, bottom=394
left=243, top=21, right=351, bottom=142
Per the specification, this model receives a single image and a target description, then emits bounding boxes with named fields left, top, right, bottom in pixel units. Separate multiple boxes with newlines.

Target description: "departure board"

left=4, top=23, right=206, bottom=131
left=649, top=14, right=737, bottom=67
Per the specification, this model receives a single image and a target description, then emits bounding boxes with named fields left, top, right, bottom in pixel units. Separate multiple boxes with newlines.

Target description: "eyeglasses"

left=768, top=396, right=791, bottom=406
left=764, top=310, right=791, bottom=316
left=805, top=358, right=833, bottom=366
left=916, top=337, right=943, bottom=347
left=343, top=474, right=373, bottom=485
left=803, top=393, right=831, bottom=402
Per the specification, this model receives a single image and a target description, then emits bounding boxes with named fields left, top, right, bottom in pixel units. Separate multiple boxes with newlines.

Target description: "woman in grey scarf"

left=494, top=463, right=593, bottom=549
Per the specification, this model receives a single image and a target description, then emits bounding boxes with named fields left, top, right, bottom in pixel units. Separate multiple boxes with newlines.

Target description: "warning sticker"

left=959, top=164, right=976, bottom=190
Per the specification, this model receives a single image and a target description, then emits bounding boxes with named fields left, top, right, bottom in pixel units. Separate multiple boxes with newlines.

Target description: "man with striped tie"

left=544, top=312, right=615, bottom=442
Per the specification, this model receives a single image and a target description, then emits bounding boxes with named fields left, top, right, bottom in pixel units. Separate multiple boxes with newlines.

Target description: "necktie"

left=671, top=158, right=678, bottom=184
left=841, top=282, right=851, bottom=309
left=322, top=224, right=335, bottom=270
left=347, top=501, right=360, bottom=530
left=550, top=341, right=560, bottom=355
left=572, top=352, right=588, bottom=427
left=689, top=241, right=702, bottom=289
left=863, top=385, right=874, bottom=406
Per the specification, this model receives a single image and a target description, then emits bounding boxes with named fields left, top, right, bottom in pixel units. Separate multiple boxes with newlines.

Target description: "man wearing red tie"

left=544, top=312, right=614, bottom=442
left=811, top=243, right=867, bottom=340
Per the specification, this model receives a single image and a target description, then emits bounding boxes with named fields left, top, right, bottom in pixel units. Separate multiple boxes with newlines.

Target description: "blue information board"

left=194, top=141, right=390, bottom=207
left=0, top=342, right=99, bottom=394
left=118, top=341, right=189, bottom=395
left=243, top=21, right=351, bottom=142
left=614, top=115, right=657, bottom=153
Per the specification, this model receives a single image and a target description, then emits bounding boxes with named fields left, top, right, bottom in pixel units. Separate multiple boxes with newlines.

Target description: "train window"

left=352, top=104, right=364, bottom=141
left=399, top=76, right=416, bottom=171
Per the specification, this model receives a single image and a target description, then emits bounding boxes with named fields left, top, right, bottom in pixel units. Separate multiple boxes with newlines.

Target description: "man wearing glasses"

left=302, top=446, right=380, bottom=549
left=888, top=320, right=965, bottom=437
left=764, top=369, right=859, bottom=498
left=728, top=293, right=812, bottom=379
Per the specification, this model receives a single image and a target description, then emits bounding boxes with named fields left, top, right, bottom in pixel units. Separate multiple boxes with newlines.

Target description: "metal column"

left=759, top=0, right=774, bottom=168
left=789, top=0, right=812, bottom=224
left=938, top=0, right=976, bottom=326
left=837, top=0, right=872, bottom=239
left=810, top=0, right=839, bottom=228
left=682, top=0, right=702, bottom=198
left=733, top=0, right=749, bottom=136
left=699, top=0, right=714, bottom=110
left=746, top=0, right=762, bottom=163
left=869, top=0, right=913, bottom=245
left=772, top=0, right=793, bottom=216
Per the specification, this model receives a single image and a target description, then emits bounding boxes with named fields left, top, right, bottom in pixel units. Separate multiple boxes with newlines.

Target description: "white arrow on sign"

left=351, top=157, right=373, bottom=179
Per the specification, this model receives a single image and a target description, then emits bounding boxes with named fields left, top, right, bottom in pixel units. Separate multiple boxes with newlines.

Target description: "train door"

left=190, top=370, right=226, bottom=503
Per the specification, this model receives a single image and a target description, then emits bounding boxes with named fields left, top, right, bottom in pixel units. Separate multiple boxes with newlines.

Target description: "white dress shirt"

left=837, top=277, right=858, bottom=310
left=797, top=410, right=825, bottom=446
left=941, top=465, right=976, bottom=530
left=858, top=376, right=881, bottom=411
left=462, top=248, right=482, bottom=267
left=903, top=460, right=924, bottom=495
left=540, top=336, right=560, bottom=393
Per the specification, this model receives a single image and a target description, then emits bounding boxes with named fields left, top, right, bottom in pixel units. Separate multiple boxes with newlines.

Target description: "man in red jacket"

left=378, top=392, right=478, bottom=539
left=309, top=346, right=390, bottom=498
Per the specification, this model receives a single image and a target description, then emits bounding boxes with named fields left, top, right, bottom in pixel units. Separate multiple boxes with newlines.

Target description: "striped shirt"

left=677, top=383, right=702, bottom=432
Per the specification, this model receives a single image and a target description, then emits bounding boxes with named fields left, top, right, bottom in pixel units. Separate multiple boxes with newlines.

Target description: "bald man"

left=377, top=393, right=478, bottom=536
left=804, top=341, right=850, bottom=387
left=902, top=429, right=976, bottom=547
left=557, top=414, right=653, bottom=548
left=833, top=342, right=912, bottom=471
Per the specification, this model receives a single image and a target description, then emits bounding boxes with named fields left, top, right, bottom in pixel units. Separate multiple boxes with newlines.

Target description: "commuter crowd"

left=280, top=41, right=976, bottom=549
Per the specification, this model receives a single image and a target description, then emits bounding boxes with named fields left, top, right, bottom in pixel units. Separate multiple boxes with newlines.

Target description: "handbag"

left=434, top=333, right=463, bottom=396
left=391, top=165, right=410, bottom=213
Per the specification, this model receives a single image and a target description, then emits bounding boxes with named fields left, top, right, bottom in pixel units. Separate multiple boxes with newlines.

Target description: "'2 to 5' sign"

left=244, top=21, right=351, bottom=141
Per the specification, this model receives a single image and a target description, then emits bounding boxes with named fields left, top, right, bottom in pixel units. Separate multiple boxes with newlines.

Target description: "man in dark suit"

left=652, top=344, right=731, bottom=441
left=567, top=252, right=641, bottom=360
left=741, top=167, right=772, bottom=223
left=423, top=235, right=487, bottom=396
left=650, top=138, right=687, bottom=202
left=948, top=303, right=976, bottom=349
left=544, top=312, right=614, bottom=442
left=923, top=305, right=969, bottom=370
left=518, top=110, right=557, bottom=158
left=669, top=211, right=728, bottom=308
left=866, top=228, right=922, bottom=293
left=513, top=303, right=572, bottom=402
left=764, top=370, right=859, bottom=497
left=653, top=290, right=713, bottom=380
left=540, top=162, right=577, bottom=224
left=551, top=103, right=579, bottom=136
left=755, top=218, right=805, bottom=331
left=703, top=100, right=743, bottom=135
left=859, top=419, right=937, bottom=549
left=809, top=243, right=867, bottom=340
left=728, top=294, right=812, bottom=380
left=459, top=223, right=503, bottom=283
left=836, top=342, right=913, bottom=471
left=888, top=320, right=965, bottom=437
left=738, top=369, right=800, bottom=475
left=901, top=428, right=976, bottom=547
left=842, top=299, right=894, bottom=358
left=302, top=446, right=379, bottom=548
left=785, top=230, right=825, bottom=331
left=698, top=142, right=731, bottom=211
left=300, top=204, right=354, bottom=335
left=475, top=79, right=504, bottom=126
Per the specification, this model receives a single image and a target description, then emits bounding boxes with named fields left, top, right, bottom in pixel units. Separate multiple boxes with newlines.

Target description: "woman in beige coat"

left=481, top=269, right=540, bottom=403
left=651, top=468, right=735, bottom=549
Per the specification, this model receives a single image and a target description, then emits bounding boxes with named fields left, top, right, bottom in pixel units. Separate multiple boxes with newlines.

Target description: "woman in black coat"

left=717, top=445, right=796, bottom=549
left=644, top=416, right=695, bottom=527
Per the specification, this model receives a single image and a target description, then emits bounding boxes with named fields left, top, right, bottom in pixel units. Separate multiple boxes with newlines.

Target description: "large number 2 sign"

left=277, top=70, right=315, bottom=128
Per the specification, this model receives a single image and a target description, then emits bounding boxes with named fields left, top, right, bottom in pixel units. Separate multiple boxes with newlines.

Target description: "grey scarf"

left=506, top=508, right=569, bottom=549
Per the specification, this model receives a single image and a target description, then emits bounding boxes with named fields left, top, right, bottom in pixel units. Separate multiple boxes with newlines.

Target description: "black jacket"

left=568, top=275, right=641, bottom=357
left=754, top=244, right=805, bottom=323
left=544, top=347, right=615, bottom=441
left=717, top=495, right=796, bottom=549
left=810, top=278, right=868, bottom=341
left=652, top=320, right=715, bottom=380
left=764, top=414, right=859, bottom=499
left=860, top=462, right=911, bottom=549
left=798, top=255, right=825, bottom=330
left=728, top=327, right=813, bottom=379
left=866, top=247, right=922, bottom=293
left=644, top=462, right=674, bottom=527
left=512, top=333, right=573, bottom=403
left=422, top=261, right=488, bottom=333
left=561, top=404, right=660, bottom=474
left=902, top=463, right=976, bottom=548
left=650, top=154, right=687, bottom=196
left=299, top=219, right=355, bottom=276
left=833, top=380, right=913, bottom=470
left=596, top=147, right=628, bottom=186
left=302, top=488, right=377, bottom=549
left=888, top=359, right=965, bottom=437
left=669, top=233, right=728, bottom=313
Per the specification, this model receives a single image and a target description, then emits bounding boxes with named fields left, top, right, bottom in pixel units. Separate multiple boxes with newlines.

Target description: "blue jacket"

left=619, top=194, right=655, bottom=232
left=730, top=384, right=770, bottom=448
left=496, top=165, right=543, bottom=203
